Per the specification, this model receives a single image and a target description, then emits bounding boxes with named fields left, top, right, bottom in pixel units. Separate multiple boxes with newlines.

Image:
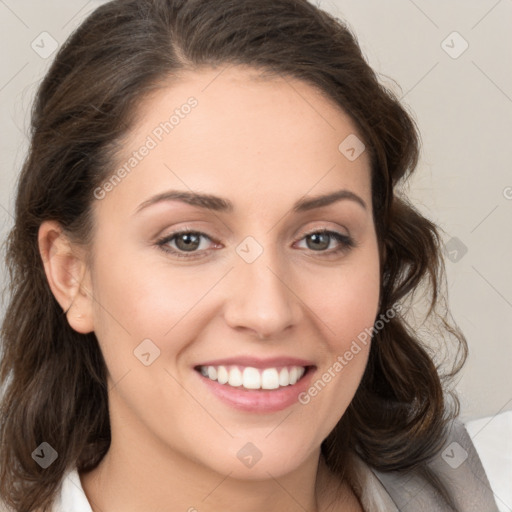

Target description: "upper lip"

left=194, top=356, right=316, bottom=369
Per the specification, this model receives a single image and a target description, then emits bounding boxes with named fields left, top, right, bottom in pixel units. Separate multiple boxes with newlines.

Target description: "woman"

left=0, top=0, right=501, bottom=510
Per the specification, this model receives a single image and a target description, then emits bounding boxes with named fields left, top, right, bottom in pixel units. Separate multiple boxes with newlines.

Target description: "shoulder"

left=465, top=410, right=512, bottom=512
left=370, top=417, right=502, bottom=511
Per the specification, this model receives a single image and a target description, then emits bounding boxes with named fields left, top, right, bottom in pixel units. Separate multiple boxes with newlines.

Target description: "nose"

left=222, top=249, right=303, bottom=340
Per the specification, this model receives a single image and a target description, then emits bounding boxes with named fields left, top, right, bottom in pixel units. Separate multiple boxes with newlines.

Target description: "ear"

left=38, top=220, right=94, bottom=334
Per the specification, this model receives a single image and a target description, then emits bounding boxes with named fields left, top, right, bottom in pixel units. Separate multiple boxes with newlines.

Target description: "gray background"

left=0, top=0, right=511, bottom=423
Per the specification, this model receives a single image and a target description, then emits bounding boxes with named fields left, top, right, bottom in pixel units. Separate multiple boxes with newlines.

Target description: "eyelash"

left=156, top=228, right=357, bottom=260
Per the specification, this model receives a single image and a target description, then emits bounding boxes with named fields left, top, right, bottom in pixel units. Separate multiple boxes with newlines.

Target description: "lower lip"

left=195, top=367, right=316, bottom=413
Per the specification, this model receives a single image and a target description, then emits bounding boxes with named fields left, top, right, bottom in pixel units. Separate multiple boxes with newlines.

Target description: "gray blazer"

left=348, top=419, right=500, bottom=511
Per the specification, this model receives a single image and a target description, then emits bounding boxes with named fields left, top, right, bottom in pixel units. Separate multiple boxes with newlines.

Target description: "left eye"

left=296, top=229, right=355, bottom=254
left=156, top=229, right=355, bottom=259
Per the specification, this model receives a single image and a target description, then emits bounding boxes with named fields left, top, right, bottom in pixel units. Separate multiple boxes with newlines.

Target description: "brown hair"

left=0, top=0, right=467, bottom=510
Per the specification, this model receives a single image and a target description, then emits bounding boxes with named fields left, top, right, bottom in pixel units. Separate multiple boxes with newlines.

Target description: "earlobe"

left=38, top=220, right=95, bottom=334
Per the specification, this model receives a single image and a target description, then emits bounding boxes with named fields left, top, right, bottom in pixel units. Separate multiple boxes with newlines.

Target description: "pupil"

left=309, top=233, right=328, bottom=250
left=178, top=233, right=199, bottom=251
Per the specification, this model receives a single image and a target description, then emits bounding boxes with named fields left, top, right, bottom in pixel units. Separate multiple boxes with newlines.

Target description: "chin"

left=200, top=436, right=316, bottom=480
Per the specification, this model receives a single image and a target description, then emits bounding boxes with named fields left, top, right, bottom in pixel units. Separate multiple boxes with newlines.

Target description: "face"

left=84, top=66, right=380, bottom=479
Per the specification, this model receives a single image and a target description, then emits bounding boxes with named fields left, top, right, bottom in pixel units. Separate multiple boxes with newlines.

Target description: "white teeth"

left=278, top=367, right=290, bottom=386
left=261, top=368, right=280, bottom=390
left=289, top=367, right=299, bottom=385
left=242, top=367, right=261, bottom=389
left=217, top=365, right=229, bottom=384
left=207, top=366, right=217, bottom=380
left=228, top=367, right=243, bottom=387
left=198, top=365, right=307, bottom=390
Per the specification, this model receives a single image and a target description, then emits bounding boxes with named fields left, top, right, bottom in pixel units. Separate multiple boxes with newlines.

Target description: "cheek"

left=89, top=244, right=211, bottom=366
left=311, top=248, right=381, bottom=349
left=297, top=257, right=379, bottom=434
left=299, top=241, right=380, bottom=412
left=331, top=273, right=380, bottom=351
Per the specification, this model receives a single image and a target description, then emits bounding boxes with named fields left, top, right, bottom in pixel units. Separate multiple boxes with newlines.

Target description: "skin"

left=39, top=66, right=381, bottom=511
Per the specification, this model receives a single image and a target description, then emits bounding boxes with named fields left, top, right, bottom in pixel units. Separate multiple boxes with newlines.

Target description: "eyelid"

left=155, top=225, right=357, bottom=260
left=156, top=221, right=351, bottom=242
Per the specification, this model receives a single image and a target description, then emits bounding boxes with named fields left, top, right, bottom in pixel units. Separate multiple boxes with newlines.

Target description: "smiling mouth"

left=194, top=364, right=313, bottom=391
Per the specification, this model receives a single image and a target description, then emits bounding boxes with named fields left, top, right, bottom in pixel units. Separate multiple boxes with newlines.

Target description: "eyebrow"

left=134, top=188, right=367, bottom=215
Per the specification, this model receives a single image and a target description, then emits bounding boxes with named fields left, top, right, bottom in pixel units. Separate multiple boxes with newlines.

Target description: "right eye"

left=156, top=230, right=218, bottom=259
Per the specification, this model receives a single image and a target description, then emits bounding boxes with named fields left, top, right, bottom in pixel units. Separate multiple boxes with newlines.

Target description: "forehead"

left=97, top=66, right=372, bottom=217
